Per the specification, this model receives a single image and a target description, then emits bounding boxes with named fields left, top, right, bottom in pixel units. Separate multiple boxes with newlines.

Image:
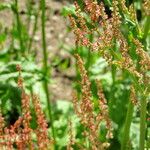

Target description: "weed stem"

left=143, top=16, right=150, bottom=41
left=121, top=100, right=134, bottom=150
left=41, top=0, right=55, bottom=142
left=14, top=0, right=25, bottom=54
left=139, top=95, right=147, bottom=150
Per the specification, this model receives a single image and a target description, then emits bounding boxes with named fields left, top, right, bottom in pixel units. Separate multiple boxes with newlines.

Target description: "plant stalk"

left=28, top=6, right=40, bottom=53
left=14, top=0, right=25, bottom=53
left=121, top=100, right=134, bottom=150
left=139, top=95, right=147, bottom=150
left=143, top=16, right=150, bottom=42
left=41, top=0, right=55, bottom=142
left=26, top=0, right=32, bottom=32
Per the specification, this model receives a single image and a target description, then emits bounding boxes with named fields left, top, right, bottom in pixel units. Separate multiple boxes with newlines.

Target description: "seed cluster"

left=0, top=65, right=52, bottom=149
left=73, top=54, right=113, bottom=150
left=69, top=0, right=150, bottom=82
left=70, top=0, right=150, bottom=149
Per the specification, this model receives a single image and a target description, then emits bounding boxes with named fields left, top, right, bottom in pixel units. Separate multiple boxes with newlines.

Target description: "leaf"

left=0, top=3, right=11, bottom=11
left=61, top=5, right=76, bottom=17
left=0, top=33, right=6, bottom=43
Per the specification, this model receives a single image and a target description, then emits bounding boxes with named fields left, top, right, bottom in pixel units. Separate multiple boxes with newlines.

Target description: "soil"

left=0, top=0, right=76, bottom=101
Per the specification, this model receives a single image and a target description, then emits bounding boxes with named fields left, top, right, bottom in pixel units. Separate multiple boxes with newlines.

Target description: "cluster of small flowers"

left=0, top=111, right=5, bottom=149
left=67, top=120, right=75, bottom=150
left=69, top=0, right=150, bottom=81
left=133, top=39, right=150, bottom=71
left=73, top=54, right=113, bottom=150
left=0, top=111, right=5, bottom=135
left=143, top=0, right=150, bottom=16
left=32, top=95, right=52, bottom=150
left=21, top=92, right=33, bottom=148
left=0, top=65, right=51, bottom=149
left=0, top=110, right=25, bottom=149
left=133, top=38, right=150, bottom=84
left=130, top=85, right=138, bottom=106
left=96, top=81, right=113, bottom=141
left=129, top=4, right=137, bottom=22
left=70, top=1, right=150, bottom=149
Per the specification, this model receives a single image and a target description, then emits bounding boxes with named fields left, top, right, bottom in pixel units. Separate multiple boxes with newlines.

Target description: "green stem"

left=41, top=0, right=55, bottom=142
left=28, top=6, right=40, bottom=53
left=143, top=16, right=150, bottom=41
left=14, top=0, right=25, bottom=54
left=139, top=95, right=147, bottom=150
left=121, top=100, right=134, bottom=150
left=26, top=0, right=32, bottom=32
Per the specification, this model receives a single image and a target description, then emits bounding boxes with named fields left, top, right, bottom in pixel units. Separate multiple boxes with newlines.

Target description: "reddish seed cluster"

left=21, top=92, right=33, bottom=149
left=16, top=65, right=23, bottom=89
left=0, top=115, right=24, bottom=149
left=0, top=111, right=5, bottom=149
left=67, top=120, right=75, bottom=150
left=69, top=0, right=150, bottom=149
left=130, top=85, right=138, bottom=106
left=0, top=65, right=52, bottom=149
left=147, top=118, right=150, bottom=121
left=69, top=0, right=149, bottom=82
left=73, top=54, right=113, bottom=149
left=143, top=0, right=150, bottom=16
left=133, top=39, right=150, bottom=71
left=96, top=81, right=113, bottom=140
left=32, top=95, right=51, bottom=150
left=84, top=0, right=102, bottom=22
left=0, top=111, right=5, bottom=135
left=129, top=4, right=137, bottom=22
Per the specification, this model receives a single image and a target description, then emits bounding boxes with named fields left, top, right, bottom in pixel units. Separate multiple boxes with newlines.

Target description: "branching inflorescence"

left=70, top=0, right=150, bottom=149
left=0, top=65, right=52, bottom=150
left=69, top=0, right=150, bottom=80
left=73, top=54, right=113, bottom=149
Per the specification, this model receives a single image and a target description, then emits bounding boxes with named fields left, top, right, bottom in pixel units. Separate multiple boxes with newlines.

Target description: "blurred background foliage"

left=0, top=0, right=149, bottom=149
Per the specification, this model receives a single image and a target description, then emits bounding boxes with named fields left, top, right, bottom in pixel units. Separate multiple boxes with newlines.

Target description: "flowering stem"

left=41, top=0, right=55, bottom=142
left=139, top=95, right=147, bottom=150
left=139, top=15, right=149, bottom=150
left=121, top=100, right=134, bottom=150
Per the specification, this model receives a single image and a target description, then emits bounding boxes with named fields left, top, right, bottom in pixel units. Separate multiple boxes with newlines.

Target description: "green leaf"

left=0, top=33, right=6, bottom=43
left=61, top=5, right=76, bottom=17
left=0, top=3, right=11, bottom=11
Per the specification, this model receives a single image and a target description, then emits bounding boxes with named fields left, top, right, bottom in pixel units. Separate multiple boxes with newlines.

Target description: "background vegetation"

left=0, top=0, right=150, bottom=149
